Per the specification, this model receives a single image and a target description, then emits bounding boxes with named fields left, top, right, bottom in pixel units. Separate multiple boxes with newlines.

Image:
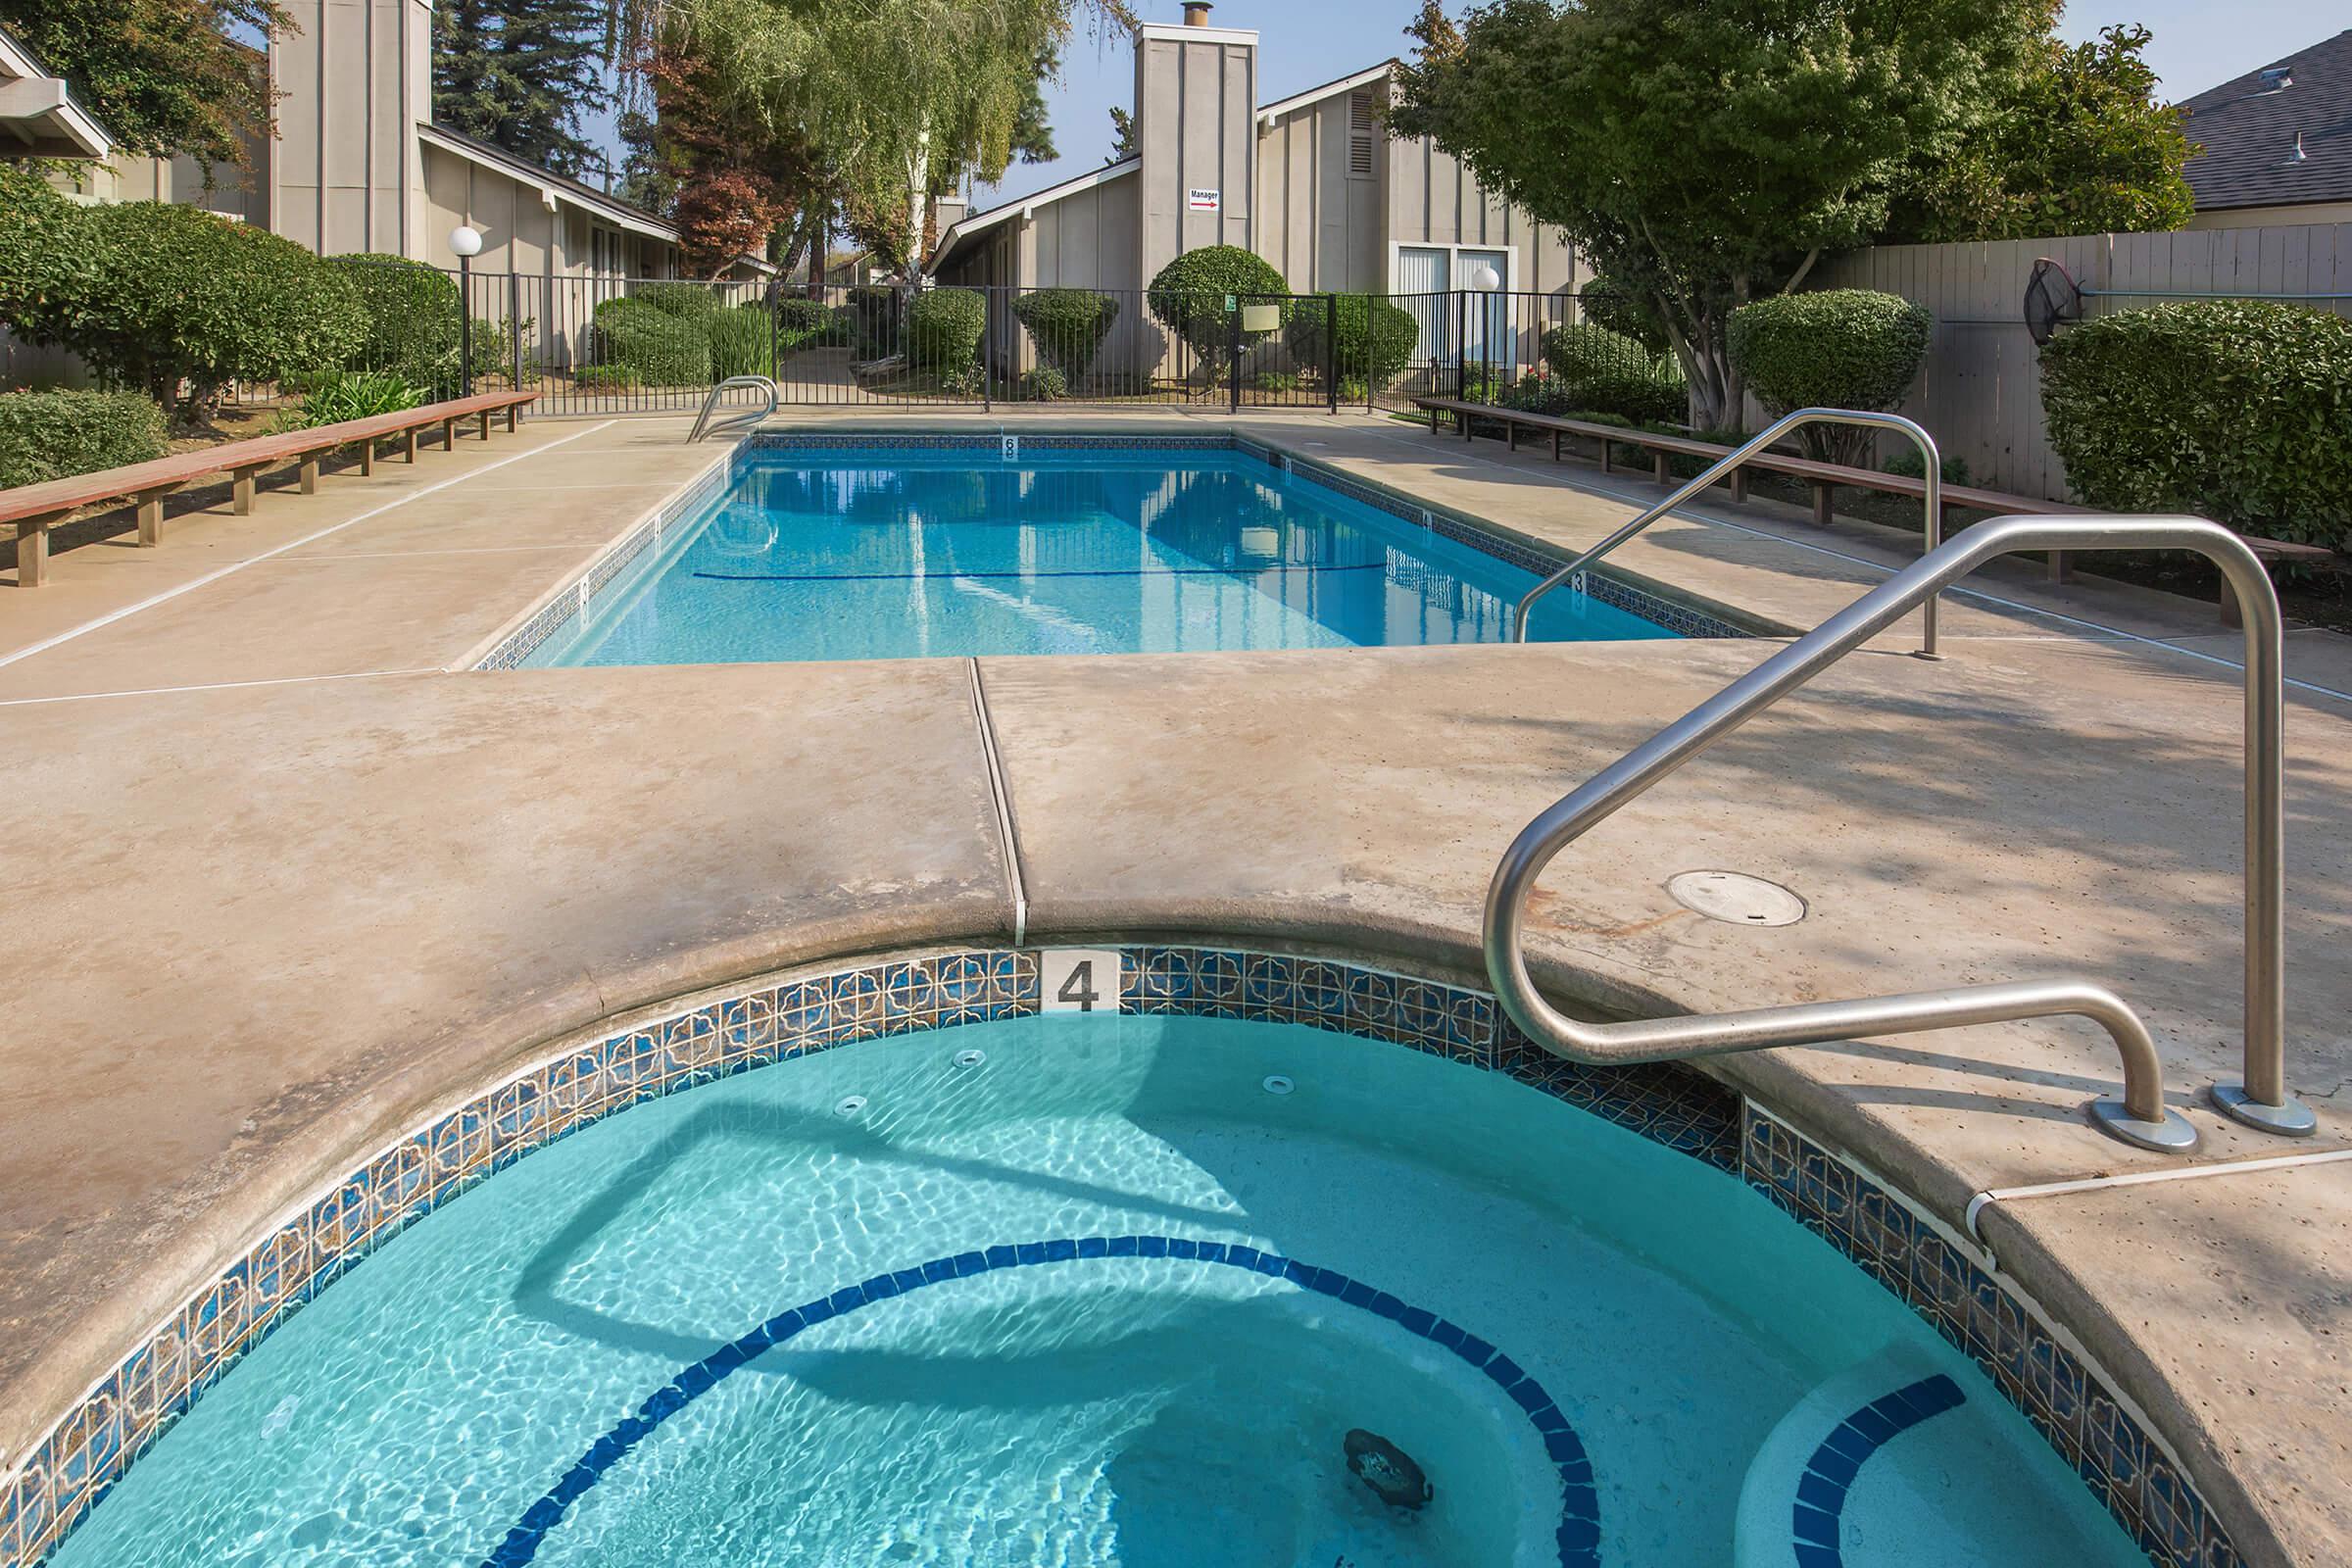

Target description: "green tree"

left=1106, top=105, right=1137, bottom=164
left=1390, top=0, right=2037, bottom=428
left=0, top=0, right=289, bottom=171
left=1887, top=22, right=2195, bottom=242
left=433, top=0, right=610, bottom=177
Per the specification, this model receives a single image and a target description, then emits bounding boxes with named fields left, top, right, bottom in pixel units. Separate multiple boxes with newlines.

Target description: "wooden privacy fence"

left=1811, top=221, right=2352, bottom=502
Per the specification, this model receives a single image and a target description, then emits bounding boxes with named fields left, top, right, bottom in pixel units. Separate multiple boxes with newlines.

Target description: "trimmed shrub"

left=1580, top=276, right=1668, bottom=355
left=0, top=389, right=167, bottom=488
left=1014, top=367, right=1068, bottom=402
left=708, top=304, right=774, bottom=379
left=2040, top=301, right=2352, bottom=550
left=1728, top=289, right=1932, bottom=464
left=1011, top=288, right=1120, bottom=380
left=630, top=281, right=725, bottom=320
left=1287, top=294, right=1419, bottom=390
left=570, top=363, right=638, bottom=391
left=906, top=287, right=986, bottom=375
left=1883, top=447, right=1971, bottom=486
left=287, top=370, right=425, bottom=428
left=774, top=296, right=831, bottom=335
left=1146, top=245, right=1289, bottom=373
left=328, top=254, right=466, bottom=394
left=591, top=296, right=711, bottom=386
left=1540, top=321, right=1686, bottom=423
left=0, top=167, right=98, bottom=340
left=12, top=202, right=366, bottom=426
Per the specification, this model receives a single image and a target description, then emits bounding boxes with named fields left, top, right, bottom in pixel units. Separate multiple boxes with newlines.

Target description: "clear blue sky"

left=949, top=0, right=2344, bottom=213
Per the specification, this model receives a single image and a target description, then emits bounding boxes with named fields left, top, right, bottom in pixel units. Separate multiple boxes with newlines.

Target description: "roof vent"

left=1182, top=1, right=1212, bottom=24
left=2286, top=129, right=2308, bottom=165
left=2257, top=67, right=2293, bottom=94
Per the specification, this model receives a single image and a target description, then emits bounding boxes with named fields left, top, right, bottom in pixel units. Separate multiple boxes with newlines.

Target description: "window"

left=1348, top=89, right=1378, bottom=178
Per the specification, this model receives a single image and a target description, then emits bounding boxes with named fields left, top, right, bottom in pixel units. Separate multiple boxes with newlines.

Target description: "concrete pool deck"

left=2, top=410, right=2347, bottom=1564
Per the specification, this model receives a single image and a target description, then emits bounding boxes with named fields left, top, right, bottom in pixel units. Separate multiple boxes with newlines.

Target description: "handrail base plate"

left=2210, top=1082, right=2318, bottom=1137
left=2087, top=1098, right=2201, bottom=1152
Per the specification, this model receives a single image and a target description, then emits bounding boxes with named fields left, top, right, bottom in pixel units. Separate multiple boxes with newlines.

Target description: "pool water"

left=523, top=448, right=1681, bottom=664
left=49, top=1015, right=2143, bottom=1568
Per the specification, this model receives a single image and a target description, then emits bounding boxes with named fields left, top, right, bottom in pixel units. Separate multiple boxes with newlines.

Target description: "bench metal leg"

left=1810, top=481, right=1834, bottom=527
left=299, top=455, right=320, bottom=495
left=232, top=466, right=260, bottom=514
left=12, top=512, right=65, bottom=586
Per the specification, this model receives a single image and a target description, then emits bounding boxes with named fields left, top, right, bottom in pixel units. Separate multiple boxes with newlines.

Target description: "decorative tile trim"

left=470, top=432, right=1749, bottom=669
left=1790, top=1373, right=1966, bottom=1566
left=482, top=1237, right=1598, bottom=1568
left=1743, top=1109, right=2239, bottom=1567
left=2, top=947, right=2229, bottom=1568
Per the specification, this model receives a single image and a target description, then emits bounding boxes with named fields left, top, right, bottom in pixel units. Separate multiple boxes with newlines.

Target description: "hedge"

left=1011, top=288, right=1119, bottom=380
left=906, top=288, right=986, bottom=374
left=1287, top=294, right=1419, bottom=389
left=0, top=389, right=167, bottom=488
left=631, top=281, right=725, bottom=320
left=1146, top=246, right=1289, bottom=368
left=327, top=254, right=466, bottom=395
left=1539, top=322, right=1687, bottom=423
left=2041, top=301, right=2352, bottom=550
left=591, top=296, right=711, bottom=386
left=1728, top=289, right=1931, bottom=463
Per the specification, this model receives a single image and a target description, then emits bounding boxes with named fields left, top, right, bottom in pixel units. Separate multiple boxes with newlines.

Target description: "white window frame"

left=1386, top=240, right=1522, bottom=295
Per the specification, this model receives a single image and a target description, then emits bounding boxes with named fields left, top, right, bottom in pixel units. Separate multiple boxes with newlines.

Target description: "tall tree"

left=433, top=0, right=610, bottom=177
left=1391, top=0, right=2039, bottom=427
left=1886, top=21, right=2195, bottom=242
left=0, top=0, right=288, bottom=172
left=1106, top=105, right=1136, bottom=164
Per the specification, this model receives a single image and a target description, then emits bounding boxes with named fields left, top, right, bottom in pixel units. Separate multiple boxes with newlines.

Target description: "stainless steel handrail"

left=1487, top=513, right=2319, bottom=1153
left=688, top=375, right=779, bottom=443
left=1514, top=408, right=1944, bottom=658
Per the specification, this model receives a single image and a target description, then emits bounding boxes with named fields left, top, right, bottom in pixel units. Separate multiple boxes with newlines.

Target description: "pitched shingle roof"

left=2178, top=30, right=2352, bottom=214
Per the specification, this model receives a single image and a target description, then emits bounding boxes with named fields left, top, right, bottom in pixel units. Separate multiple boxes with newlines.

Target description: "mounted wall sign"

left=1188, top=187, right=1221, bottom=212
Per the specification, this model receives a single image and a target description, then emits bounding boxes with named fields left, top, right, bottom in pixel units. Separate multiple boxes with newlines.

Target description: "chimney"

left=1183, top=2, right=1212, bottom=25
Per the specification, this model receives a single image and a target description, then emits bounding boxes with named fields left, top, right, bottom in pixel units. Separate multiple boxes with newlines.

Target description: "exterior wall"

left=1134, top=24, right=1256, bottom=293
left=1812, top=221, right=2352, bottom=500
left=97, top=154, right=269, bottom=225
left=419, top=142, right=563, bottom=275
left=1386, top=133, right=1581, bottom=297
left=270, top=0, right=431, bottom=258
left=2188, top=199, right=2352, bottom=230
left=1029, top=173, right=1144, bottom=289
left=1254, top=85, right=1385, bottom=291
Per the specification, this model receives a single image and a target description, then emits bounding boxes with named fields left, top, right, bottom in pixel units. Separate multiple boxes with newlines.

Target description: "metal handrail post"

left=1513, top=408, right=1942, bottom=658
left=1487, top=513, right=2318, bottom=1153
left=687, top=375, right=779, bottom=443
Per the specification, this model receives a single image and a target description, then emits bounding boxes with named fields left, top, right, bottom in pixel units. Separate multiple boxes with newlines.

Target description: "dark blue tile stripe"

left=1788, top=1373, right=1965, bottom=1565
left=479, top=1237, right=1601, bottom=1568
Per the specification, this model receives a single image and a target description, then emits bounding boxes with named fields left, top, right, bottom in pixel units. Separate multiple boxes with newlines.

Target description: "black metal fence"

left=185, top=270, right=1668, bottom=420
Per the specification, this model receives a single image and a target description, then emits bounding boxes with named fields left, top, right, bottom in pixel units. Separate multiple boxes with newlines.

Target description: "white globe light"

left=1471, top=265, right=1501, bottom=291
left=449, top=224, right=484, bottom=259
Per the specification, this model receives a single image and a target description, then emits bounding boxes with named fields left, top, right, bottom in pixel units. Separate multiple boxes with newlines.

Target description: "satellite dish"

left=2024, top=258, right=2083, bottom=346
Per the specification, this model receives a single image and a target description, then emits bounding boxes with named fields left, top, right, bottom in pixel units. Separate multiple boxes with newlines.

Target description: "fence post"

left=509, top=272, right=523, bottom=391
left=1454, top=288, right=1467, bottom=402
left=1228, top=299, right=1242, bottom=414
left=1324, top=293, right=1338, bottom=415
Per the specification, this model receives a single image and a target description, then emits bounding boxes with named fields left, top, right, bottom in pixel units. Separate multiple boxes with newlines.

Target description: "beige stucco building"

left=929, top=7, right=1586, bottom=305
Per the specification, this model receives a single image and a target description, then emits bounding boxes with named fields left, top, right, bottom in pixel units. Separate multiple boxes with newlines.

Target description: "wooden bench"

left=1412, top=396, right=2340, bottom=624
left=0, top=389, right=538, bottom=586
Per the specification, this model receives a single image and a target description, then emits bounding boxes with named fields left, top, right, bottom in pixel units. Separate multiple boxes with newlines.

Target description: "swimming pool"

left=518, top=443, right=1690, bottom=665
left=46, top=1008, right=2143, bottom=1568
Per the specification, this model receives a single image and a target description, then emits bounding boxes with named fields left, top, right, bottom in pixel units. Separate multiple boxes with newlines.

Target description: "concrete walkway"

left=2, top=410, right=2346, bottom=1564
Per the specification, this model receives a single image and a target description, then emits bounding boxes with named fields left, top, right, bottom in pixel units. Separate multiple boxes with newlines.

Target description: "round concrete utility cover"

left=1667, top=870, right=1807, bottom=927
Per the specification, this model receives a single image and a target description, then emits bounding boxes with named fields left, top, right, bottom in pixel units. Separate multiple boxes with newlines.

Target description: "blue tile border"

left=478, top=1238, right=1599, bottom=1568
left=1, top=946, right=2232, bottom=1568
left=1789, top=1373, right=1966, bottom=1566
left=468, top=431, right=1748, bottom=669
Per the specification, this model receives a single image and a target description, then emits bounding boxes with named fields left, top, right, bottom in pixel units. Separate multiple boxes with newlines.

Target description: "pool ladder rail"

left=688, top=375, right=779, bottom=444
left=1486, top=511, right=2316, bottom=1153
left=1514, top=408, right=1945, bottom=658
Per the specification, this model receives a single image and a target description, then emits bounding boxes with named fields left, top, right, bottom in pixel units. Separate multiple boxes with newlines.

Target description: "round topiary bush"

left=906, top=287, right=987, bottom=376
left=31, top=202, right=367, bottom=426
left=2041, top=301, right=2352, bottom=550
left=1727, top=289, right=1932, bottom=463
left=629, top=281, right=725, bottom=320
left=328, top=254, right=466, bottom=395
left=591, top=296, right=712, bottom=387
left=0, top=389, right=166, bottom=488
left=1539, top=321, right=1687, bottom=423
left=1011, top=288, right=1120, bottom=381
left=1541, top=322, right=1655, bottom=386
left=1146, top=246, right=1289, bottom=374
left=1287, top=294, right=1420, bottom=390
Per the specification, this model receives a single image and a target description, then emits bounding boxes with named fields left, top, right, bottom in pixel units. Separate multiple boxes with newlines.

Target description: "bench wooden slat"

left=1411, top=396, right=2340, bottom=625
